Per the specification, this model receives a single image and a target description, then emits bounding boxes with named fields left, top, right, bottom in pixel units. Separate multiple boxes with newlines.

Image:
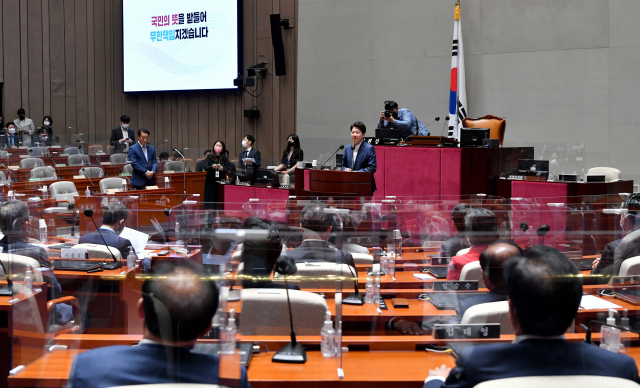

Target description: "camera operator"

left=377, top=100, right=430, bottom=139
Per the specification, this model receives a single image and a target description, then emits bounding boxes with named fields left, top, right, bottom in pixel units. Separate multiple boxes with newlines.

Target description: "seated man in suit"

left=341, top=121, right=377, bottom=195
left=440, top=203, right=472, bottom=259
left=0, top=200, right=72, bottom=325
left=67, top=259, right=251, bottom=388
left=425, top=246, right=640, bottom=388
left=78, top=201, right=134, bottom=257
left=128, top=128, right=157, bottom=190
left=195, top=149, right=211, bottom=172
left=109, top=114, right=135, bottom=153
left=447, top=208, right=499, bottom=281
left=287, top=201, right=356, bottom=269
left=2, top=122, right=21, bottom=149
left=240, top=217, right=298, bottom=290
left=592, top=193, right=640, bottom=278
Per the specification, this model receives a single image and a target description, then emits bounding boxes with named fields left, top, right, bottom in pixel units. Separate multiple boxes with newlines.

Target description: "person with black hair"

left=592, top=193, right=640, bottom=278
left=78, top=201, right=134, bottom=257
left=0, top=200, right=72, bottom=325
left=447, top=208, right=499, bottom=280
left=238, top=134, right=260, bottom=185
left=377, top=100, right=429, bottom=139
left=240, top=217, right=297, bottom=290
left=274, top=134, right=304, bottom=175
left=425, top=246, right=640, bottom=388
left=158, top=151, right=170, bottom=162
left=2, top=122, right=20, bottom=148
left=110, top=114, right=135, bottom=153
left=287, top=202, right=356, bottom=269
left=341, top=121, right=377, bottom=194
left=203, top=140, right=236, bottom=209
left=195, top=149, right=211, bottom=172
left=128, top=128, right=157, bottom=190
left=66, top=259, right=251, bottom=388
left=33, top=115, right=53, bottom=146
left=13, top=108, right=36, bottom=138
left=439, top=203, right=472, bottom=259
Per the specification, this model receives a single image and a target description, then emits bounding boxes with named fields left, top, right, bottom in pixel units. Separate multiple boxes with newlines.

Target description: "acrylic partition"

left=5, top=193, right=640, bottom=387
left=501, top=141, right=586, bottom=181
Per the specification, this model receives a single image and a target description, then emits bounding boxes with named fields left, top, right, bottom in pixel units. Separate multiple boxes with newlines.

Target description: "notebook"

left=425, top=267, right=448, bottom=279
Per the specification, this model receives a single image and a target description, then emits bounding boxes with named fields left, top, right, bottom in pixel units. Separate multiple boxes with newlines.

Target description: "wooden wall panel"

left=1, top=0, right=297, bottom=161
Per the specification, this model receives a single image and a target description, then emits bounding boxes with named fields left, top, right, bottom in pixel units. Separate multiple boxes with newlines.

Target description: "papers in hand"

left=119, top=227, right=149, bottom=255
left=580, top=295, right=622, bottom=310
left=243, top=158, right=256, bottom=163
left=413, top=273, right=435, bottom=280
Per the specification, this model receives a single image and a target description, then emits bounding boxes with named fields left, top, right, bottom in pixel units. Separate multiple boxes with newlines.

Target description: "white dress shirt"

left=139, top=142, right=148, bottom=161
left=352, top=141, right=362, bottom=168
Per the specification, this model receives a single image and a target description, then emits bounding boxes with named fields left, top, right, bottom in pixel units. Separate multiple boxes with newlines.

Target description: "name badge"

left=61, top=248, right=88, bottom=260
left=433, top=281, right=479, bottom=291
left=215, top=170, right=219, bottom=178
left=433, top=323, right=501, bottom=339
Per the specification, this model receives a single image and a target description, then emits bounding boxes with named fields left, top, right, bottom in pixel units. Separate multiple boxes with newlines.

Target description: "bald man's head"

left=479, top=240, right=523, bottom=289
left=142, top=260, right=218, bottom=342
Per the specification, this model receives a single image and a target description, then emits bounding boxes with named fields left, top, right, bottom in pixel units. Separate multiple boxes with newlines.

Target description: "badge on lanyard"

left=215, top=169, right=219, bottom=178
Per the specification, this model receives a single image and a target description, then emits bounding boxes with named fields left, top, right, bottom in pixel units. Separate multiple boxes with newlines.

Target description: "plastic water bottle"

left=364, top=276, right=374, bottom=304
left=221, top=309, right=237, bottom=354
left=24, top=269, right=33, bottom=294
left=52, top=172, right=57, bottom=180
left=387, top=251, right=396, bottom=276
left=165, top=176, right=171, bottom=188
left=122, top=179, right=127, bottom=192
left=320, top=311, right=336, bottom=357
left=373, top=274, right=381, bottom=305
left=38, top=219, right=47, bottom=244
left=42, top=185, right=48, bottom=199
left=601, top=309, right=621, bottom=352
left=85, top=186, right=91, bottom=197
left=127, top=247, right=136, bottom=268
left=380, top=252, right=388, bottom=275
left=214, top=212, right=220, bottom=224
left=394, top=229, right=402, bottom=256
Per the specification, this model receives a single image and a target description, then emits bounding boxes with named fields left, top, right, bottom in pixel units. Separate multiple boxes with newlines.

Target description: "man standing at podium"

left=341, top=121, right=377, bottom=195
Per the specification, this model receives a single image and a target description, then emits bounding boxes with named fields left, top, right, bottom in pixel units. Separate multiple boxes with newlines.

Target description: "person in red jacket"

left=447, top=208, right=499, bottom=281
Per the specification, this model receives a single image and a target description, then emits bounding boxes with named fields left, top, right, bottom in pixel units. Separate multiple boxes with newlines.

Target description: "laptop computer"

left=0, top=284, right=12, bottom=296
left=424, top=267, right=449, bottom=279
left=428, top=292, right=485, bottom=310
left=52, top=260, right=102, bottom=271
left=375, top=128, right=402, bottom=142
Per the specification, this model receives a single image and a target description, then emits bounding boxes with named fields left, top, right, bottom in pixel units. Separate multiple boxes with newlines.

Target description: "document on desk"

left=580, top=295, right=622, bottom=310
left=413, top=273, right=435, bottom=280
left=120, top=227, right=149, bottom=255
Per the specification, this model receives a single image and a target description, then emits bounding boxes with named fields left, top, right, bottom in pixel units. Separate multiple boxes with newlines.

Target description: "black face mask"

left=287, top=141, right=295, bottom=148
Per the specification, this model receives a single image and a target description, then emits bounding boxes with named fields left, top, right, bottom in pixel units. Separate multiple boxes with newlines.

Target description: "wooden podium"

left=408, top=136, right=459, bottom=147
left=304, top=169, right=372, bottom=197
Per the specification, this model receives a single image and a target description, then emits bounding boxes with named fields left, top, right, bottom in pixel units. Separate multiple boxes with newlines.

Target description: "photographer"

left=377, top=100, right=430, bottom=139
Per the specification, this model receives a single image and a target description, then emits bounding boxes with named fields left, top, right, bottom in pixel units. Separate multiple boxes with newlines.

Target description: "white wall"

left=297, top=0, right=640, bottom=187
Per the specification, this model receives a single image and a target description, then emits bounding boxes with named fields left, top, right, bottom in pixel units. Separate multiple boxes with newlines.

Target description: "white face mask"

left=8, top=128, right=15, bottom=135
left=122, top=123, right=129, bottom=129
left=242, top=140, right=248, bottom=148
left=44, top=121, right=50, bottom=126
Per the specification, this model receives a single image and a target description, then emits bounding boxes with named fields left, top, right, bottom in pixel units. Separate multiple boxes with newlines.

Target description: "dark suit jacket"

left=440, top=234, right=470, bottom=259
left=195, top=159, right=206, bottom=172
left=592, top=227, right=640, bottom=276
left=1, top=133, right=21, bottom=147
left=449, top=287, right=508, bottom=324
left=78, top=228, right=134, bottom=258
left=287, top=240, right=356, bottom=269
left=424, top=339, right=640, bottom=388
left=239, top=148, right=262, bottom=170
left=67, top=342, right=251, bottom=388
left=128, top=142, right=158, bottom=187
left=110, top=127, right=136, bottom=151
left=341, top=141, right=377, bottom=193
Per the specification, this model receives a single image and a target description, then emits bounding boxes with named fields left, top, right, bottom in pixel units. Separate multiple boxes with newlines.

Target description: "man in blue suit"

left=424, top=246, right=640, bottom=388
left=128, top=128, right=157, bottom=190
left=2, top=122, right=21, bottom=149
left=66, top=259, right=251, bottom=388
left=341, top=121, right=377, bottom=195
left=78, top=201, right=134, bottom=257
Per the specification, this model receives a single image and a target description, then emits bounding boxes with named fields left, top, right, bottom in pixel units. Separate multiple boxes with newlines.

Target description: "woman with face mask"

left=274, top=134, right=303, bottom=175
left=203, top=140, right=236, bottom=209
left=34, top=116, right=53, bottom=146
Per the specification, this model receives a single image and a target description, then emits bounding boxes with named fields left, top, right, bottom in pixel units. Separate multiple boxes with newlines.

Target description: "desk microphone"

left=272, top=255, right=307, bottom=364
left=436, top=117, right=451, bottom=147
left=172, top=148, right=188, bottom=200
left=319, top=145, right=345, bottom=169
left=343, top=261, right=364, bottom=305
left=48, top=153, right=63, bottom=178
left=424, top=117, right=441, bottom=128
left=536, top=224, right=550, bottom=245
left=83, top=209, right=121, bottom=270
left=512, top=221, right=529, bottom=242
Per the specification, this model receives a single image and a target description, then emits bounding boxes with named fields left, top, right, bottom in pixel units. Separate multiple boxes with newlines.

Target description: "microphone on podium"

left=319, top=145, right=345, bottom=169
left=424, top=117, right=441, bottom=127
left=437, top=117, right=451, bottom=148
